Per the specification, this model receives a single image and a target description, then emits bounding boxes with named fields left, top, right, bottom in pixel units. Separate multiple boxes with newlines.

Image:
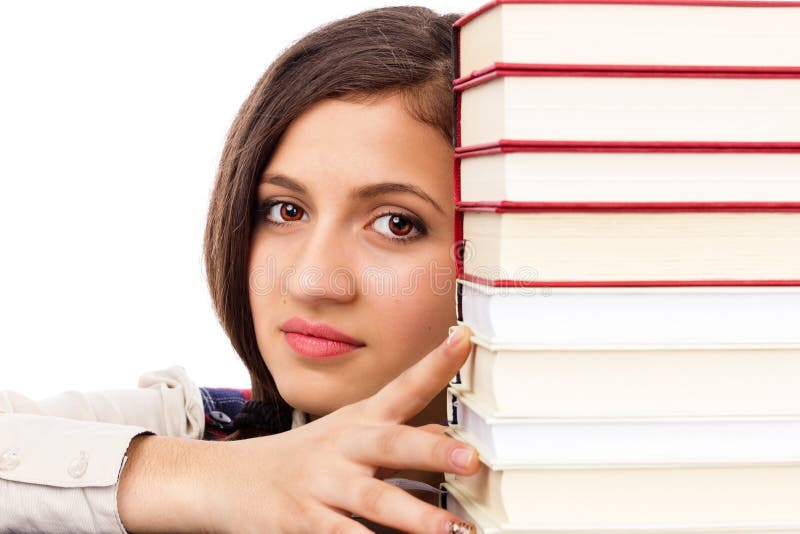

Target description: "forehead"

left=262, top=95, right=453, bottom=195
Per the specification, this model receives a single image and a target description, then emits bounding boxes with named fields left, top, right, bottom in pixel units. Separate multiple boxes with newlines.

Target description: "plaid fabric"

left=199, top=386, right=252, bottom=441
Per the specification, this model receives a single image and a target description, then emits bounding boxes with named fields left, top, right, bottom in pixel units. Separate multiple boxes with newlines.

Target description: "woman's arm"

left=117, top=326, right=479, bottom=534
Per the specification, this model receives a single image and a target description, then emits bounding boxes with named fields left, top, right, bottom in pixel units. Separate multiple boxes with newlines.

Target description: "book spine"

left=451, top=20, right=462, bottom=126
left=451, top=371, right=462, bottom=386
left=454, top=81, right=463, bottom=149
left=447, top=388, right=460, bottom=426
left=438, top=483, right=449, bottom=510
left=456, top=278, right=464, bottom=322
left=453, top=146, right=462, bottom=204
left=454, top=210, right=465, bottom=280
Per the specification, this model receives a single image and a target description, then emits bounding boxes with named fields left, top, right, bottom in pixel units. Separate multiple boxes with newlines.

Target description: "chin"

left=276, top=376, right=370, bottom=418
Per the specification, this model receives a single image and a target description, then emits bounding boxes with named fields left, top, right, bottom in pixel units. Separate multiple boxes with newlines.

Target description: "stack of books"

left=441, top=1, right=800, bottom=532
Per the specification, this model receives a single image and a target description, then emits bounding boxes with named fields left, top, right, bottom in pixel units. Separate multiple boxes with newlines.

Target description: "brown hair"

left=203, top=6, right=459, bottom=439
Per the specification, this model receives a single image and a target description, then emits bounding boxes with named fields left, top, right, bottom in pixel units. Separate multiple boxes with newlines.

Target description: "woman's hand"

left=118, top=325, right=478, bottom=534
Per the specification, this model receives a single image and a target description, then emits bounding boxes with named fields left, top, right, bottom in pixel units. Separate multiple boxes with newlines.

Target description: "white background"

left=0, top=0, right=471, bottom=399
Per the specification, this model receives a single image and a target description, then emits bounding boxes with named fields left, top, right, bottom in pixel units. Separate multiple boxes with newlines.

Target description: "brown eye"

left=370, top=213, right=423, bottom=241
left=388, top=215, right=412, bottom=236
left=280, top=203, right=304, bottom=221
left=264, top=201, right=308, bottom=224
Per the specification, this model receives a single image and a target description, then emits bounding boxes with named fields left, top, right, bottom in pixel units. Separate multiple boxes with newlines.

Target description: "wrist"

left=117, top=435, right=221, bottom=533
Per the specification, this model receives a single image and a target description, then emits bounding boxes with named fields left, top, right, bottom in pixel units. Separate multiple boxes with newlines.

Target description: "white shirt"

left=0, top=366, right=205, bottom=533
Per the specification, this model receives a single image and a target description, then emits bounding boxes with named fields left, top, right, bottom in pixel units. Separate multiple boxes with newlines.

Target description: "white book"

left=457, top=150, right=800, bottom=203
left=444, top=482, right=503, bottom=534
left=455, top=2, right=800, bottom=78
left=457, top=74, right=800, bottom=147
left=448, top=389, right=800, bottom=466
left=442, top=482, right=800, bottom=534
left=457, top=279, right=800, bottom=347
left=445, top=459, right=800, bottom=528
left=454, top=337, right=800, bottom=418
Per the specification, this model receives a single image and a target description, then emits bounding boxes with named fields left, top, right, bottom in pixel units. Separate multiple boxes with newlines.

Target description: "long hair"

left=203, top=6, right=458, bottom=439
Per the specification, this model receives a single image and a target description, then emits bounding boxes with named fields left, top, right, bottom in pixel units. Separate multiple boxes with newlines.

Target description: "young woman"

left=0, top=6, right=478, bottom=533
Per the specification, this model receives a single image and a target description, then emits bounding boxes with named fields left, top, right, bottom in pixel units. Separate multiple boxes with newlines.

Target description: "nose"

left=285, top=218, right=358, bottom=306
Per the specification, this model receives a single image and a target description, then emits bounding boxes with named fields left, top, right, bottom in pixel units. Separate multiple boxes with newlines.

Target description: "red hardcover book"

left=454, top=140, right=800, bottom=204
left=454, top=203, right=800, bottom=287
left=452, top=0, right=800, bottom=81
left=454, top=67, right=800, bottom=148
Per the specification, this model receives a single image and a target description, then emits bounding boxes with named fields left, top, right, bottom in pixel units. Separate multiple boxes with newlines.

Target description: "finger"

left=343, top=424, right=478, bottom=476
left=310, top=506, right=373, bottom=534
left=324, top=476, right=476, bottom=534
left=418, top=423, right=448, bottom=435
left=273, top=499, right=369, bottom=534
left=372, top=424, right=449, bottom=479
left=364, top=325, right=472, bottom=424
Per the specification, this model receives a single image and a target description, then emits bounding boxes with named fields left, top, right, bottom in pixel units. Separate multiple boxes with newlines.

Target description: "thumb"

left=360, top=325, right=471, bottom=424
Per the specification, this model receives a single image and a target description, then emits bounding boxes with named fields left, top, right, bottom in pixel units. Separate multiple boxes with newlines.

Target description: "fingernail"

left=445, top=519, right=476, bottom=534
left=450, top=446, right=474, bottom=469
left=446, top=326, right=463, bottom=347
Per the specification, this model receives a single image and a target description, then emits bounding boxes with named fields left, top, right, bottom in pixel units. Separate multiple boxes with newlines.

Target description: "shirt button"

left=210, top=410, right=232, bottom=425
left=0, top=448, right=21, bottom=471
left=67, top=450, right=89, bottom=479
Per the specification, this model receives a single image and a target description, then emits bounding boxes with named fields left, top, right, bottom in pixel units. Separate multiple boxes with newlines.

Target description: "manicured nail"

left=445, top=519, right=476, bottom=534
left=446, top=326, right=463, bottom=347
left=450, top=446, right=474, bottom=469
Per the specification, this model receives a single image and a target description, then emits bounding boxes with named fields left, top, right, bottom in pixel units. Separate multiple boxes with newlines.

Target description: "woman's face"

left=248, top=94, right=455, bottom=417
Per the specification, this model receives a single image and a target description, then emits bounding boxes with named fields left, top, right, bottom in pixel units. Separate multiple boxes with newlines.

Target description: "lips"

left=280, top=317, right=365, bottom=359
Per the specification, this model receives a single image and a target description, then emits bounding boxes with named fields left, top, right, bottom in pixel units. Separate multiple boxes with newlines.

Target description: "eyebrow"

left=260, top=173, right=445, bottom=214
left=260, top=173, right=308, bottom=194
left=354, top=182, right=445, bottom=214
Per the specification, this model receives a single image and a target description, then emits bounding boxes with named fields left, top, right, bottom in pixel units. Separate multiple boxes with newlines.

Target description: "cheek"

left=248, top=241, right=275, bottom=315
left=247, top=238, right=292, bottom=338
left=374, top=259, right=457, bottom=367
